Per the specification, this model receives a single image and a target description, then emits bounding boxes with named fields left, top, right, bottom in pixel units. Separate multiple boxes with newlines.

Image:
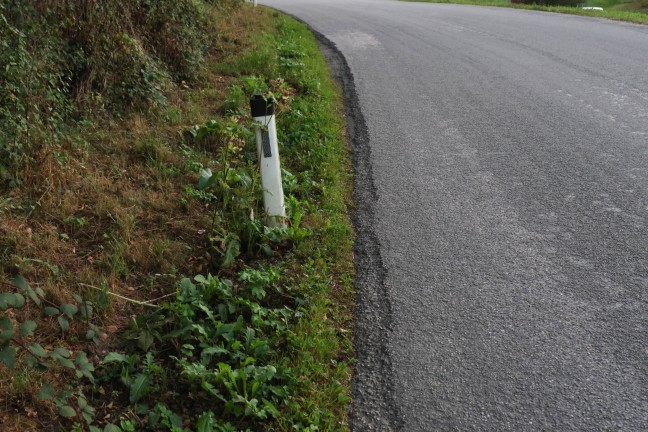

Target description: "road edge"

left=273, top=11, right=404, bottom=431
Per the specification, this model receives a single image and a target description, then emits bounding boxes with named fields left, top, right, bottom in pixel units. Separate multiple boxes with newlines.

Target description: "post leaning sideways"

left=250, top=94, right=287, bottom=229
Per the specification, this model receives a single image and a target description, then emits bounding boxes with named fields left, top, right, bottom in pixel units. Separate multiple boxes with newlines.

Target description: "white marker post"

left=250, top=95, right=286, bottom=228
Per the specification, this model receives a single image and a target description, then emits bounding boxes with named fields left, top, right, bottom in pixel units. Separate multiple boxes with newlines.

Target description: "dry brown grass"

left=0, top=4, right=272, bottom=427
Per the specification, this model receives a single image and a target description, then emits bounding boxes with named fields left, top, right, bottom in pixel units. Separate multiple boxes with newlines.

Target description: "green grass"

left=120, top=10, right=357, bottom=430
left=404, top=0, right=648, bottom=24
left=248, top=12, right=356, bottom=431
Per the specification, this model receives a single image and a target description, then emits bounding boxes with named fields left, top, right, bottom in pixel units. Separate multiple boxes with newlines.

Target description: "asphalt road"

left=261, top=1, right=648, bottom=430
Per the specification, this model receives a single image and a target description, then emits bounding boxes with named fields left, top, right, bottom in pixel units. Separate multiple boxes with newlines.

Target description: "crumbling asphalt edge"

left=278, top=13, right=404, bottom=432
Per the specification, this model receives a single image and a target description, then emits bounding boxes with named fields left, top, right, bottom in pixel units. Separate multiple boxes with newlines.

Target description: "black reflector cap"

left=250, top=94, right=276, bottom=117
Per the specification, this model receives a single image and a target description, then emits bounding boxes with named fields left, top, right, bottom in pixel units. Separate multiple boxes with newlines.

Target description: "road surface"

left=262, top=0, right=648, bottom=430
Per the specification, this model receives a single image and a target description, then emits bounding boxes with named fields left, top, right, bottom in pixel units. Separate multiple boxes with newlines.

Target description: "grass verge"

left=0, top=4, right=353, bottom=431
left=404, top=0, right=648, bottom=25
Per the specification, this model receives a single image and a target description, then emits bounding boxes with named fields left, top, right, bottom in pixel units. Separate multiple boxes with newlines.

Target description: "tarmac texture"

left=263, top=1, right=648, bottom=430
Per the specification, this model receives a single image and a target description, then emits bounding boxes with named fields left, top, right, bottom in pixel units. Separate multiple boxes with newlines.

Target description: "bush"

left=137, top=0, right=211, bottom=81
left=0, top=0, right=234, bottom=188
left=58, top=0, right=210, bottom=108
left=0, top=2, right=72, bottom=186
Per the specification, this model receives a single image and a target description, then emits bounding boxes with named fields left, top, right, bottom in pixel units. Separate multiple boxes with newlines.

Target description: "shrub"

left=57, top=0, right=208, bottom=108
left=0, top=0, right=236, bottom=188
left=0, top=1, right=72, bottom=186
left=137, top=0, right=211, bottom=81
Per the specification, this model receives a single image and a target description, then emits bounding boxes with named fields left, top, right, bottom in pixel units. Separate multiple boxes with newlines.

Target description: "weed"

left=0, top=275, right=106, bottom=427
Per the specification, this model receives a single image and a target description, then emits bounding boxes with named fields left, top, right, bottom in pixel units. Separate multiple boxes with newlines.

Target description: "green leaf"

left=221, top=234, right=240, bottom=268
left=37, top=383, right=56, bottom=401
left=82, top=412, right=93, bottom=425
left=44, top=306, right=59, bottom=316
left=58, top=405, right=77, bottom=418
left=55, top=357, right=75, bottom=369
left=198, top=168, right=213, bottom=189
left=262, top=398, right=280, bottom=418
left=201, top=346, right=228, bottom=357
left=103, top=352, right=128, bottom=363
left=196, top=412, right=215, bottom=432
left=13, top=274, right=29, bottom=291
left=155, top=403, right=183, bottom=428
left=75, top=351, right=92, bottom=368
left=28, top=343, right=48, bottom=358
left=260, top=243, right=274, bottom=256
left=83, top=404, right=95, bottom=416
left=79, top=302, right=93, bottom=319
left=0, top=330, right=15, bottom=341
left=60, top=303, right=78, bottom=318
left=250, top=285, right=266, bottom=299
left=75, top=352, right=95, bottom=382
left=19, top=320, right=37, bottom=336
left=129, top=374, right=152, bottom=403
left=78, top=396, right=88, bottom=409
left=137, top=330, right=154, bottom=351
left=194, top=274, right=208, bottom=284
left=24, top=355, right=38, bottom=367
left=11, top=293, right=25, bottom=308
left=52, top=347, right=71, bottom=358
left=85, top=329, right=95, bottom=340
left=58, top=388, right=74, bottom=400
left=0, top=316, right=12, bottom=331
left=103, top=425, right=121, bottom=432
left=0, top=345, right=16, bottom=368
left=235, top=170, right=252, bottom=187
left=35, top=287, right=45, bottom=299
left=25, top=288, right=41, bottom=306
left=201, top=382, right=226, bottom=402
left=0, top=293, right=23, bottom=310
left=58, top=315, right=69, bottom=332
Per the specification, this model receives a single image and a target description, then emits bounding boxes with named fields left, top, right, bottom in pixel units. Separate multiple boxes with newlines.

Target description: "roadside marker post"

left=250, top=94, right=286, bottom=228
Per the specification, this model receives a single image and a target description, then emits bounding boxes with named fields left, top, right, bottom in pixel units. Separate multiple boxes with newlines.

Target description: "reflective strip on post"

left=250, top=94, right=286, bottom=228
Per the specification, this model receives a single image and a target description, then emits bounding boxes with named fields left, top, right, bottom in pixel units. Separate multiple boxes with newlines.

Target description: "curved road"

left=262, top=0, right=648, bottom=430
